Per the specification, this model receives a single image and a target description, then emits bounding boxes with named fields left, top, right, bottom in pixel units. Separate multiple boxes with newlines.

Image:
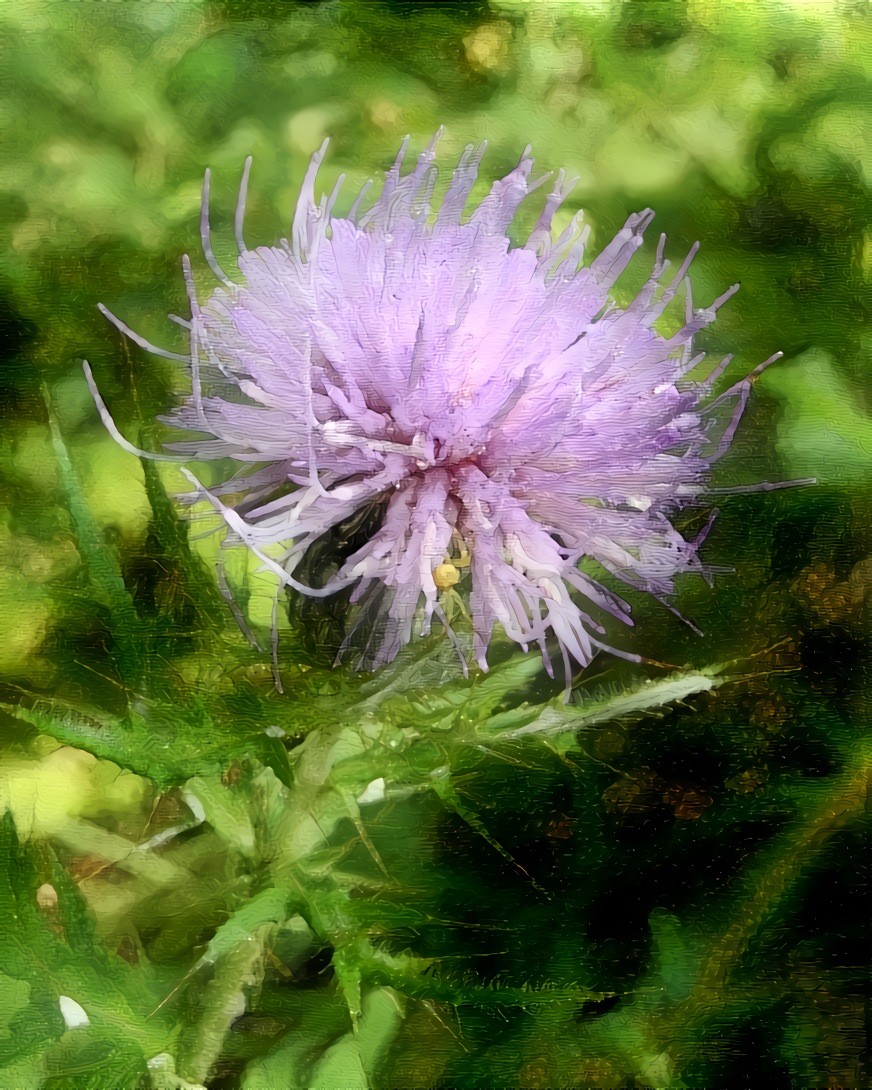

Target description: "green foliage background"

left=0, top=1, right=868, bottom=1086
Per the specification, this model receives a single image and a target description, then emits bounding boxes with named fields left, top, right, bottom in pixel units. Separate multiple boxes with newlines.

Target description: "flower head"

left=93, top=133, right=759, bottom=679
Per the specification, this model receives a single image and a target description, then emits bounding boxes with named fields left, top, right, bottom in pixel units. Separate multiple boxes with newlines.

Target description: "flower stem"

left=695, top=741, right=870, bottom=996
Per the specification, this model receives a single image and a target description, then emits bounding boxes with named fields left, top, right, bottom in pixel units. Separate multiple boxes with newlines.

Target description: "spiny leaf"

left=137, top=453, right=228, bottom=635
left=429, top=769, right=551, bottom=897
left=485, top=666, right=728, bottom=740
left=0, top=698, right=140, bottom=775
left=356, top=944, right=612, bottom=1010
left=356, top=640, right=546, bottom=730
left=190, top=886, right=290, bottom=974
left=176, top=929, right=273, bottom=1087
left=0, top=695, right=293, bottom=790
left=153, top=886, right=293, bottom=1081
left=44, top=390, right=144, bottom=683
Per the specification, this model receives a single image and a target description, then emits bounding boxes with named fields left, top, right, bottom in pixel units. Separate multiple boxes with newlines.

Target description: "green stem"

left=695, top=743, right=869, bottom=996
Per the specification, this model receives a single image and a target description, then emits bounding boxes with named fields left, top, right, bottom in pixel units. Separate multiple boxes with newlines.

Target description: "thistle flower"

left=89, top=134, right=771, bottom=680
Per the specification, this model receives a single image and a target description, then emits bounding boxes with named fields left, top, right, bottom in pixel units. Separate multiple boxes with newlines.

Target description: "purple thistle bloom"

left=90, top=133, right=769, bottom=680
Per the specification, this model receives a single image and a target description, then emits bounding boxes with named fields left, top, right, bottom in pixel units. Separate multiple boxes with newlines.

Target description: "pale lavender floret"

left=92, top=132, right=771, bottom=679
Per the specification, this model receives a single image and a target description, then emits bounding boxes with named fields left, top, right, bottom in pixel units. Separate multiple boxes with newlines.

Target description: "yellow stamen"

left=433, top=562, right=461, bottom=590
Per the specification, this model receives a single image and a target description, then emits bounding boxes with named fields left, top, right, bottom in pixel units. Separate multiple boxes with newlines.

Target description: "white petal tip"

left=59, top=996, right=90, bottom=1029
left=357, top=777, right=387, bottom=806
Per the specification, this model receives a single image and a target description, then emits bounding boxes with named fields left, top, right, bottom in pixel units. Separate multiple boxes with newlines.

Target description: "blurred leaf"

left=763, top=349, right=872, bottom=487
